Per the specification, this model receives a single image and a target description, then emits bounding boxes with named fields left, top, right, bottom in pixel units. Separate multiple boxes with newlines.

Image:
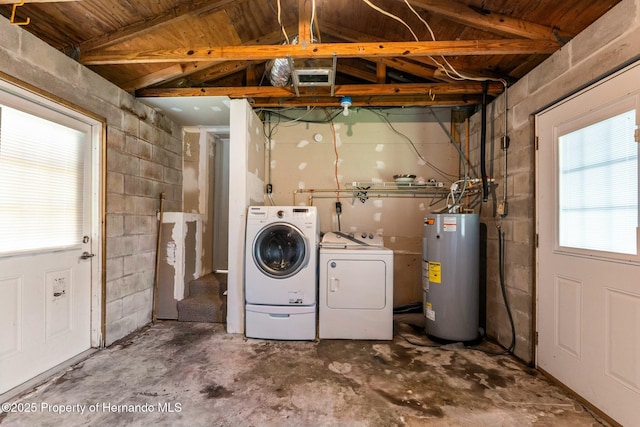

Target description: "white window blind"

left=0, top=105, right=86, bottom=254
left=558, top=109, right=638, bottom=254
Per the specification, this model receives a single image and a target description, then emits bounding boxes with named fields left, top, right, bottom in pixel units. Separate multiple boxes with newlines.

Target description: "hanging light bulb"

left=340, top=96, right=352, bottom=116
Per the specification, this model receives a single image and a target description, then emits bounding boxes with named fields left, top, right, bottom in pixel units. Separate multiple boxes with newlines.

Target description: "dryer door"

left=253, top=223, right=308, bottom=278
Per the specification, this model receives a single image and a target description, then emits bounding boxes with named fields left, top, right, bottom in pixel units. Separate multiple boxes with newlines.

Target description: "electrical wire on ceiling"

left=310, top=0, right=321, bottom=42
left=256, top=107, right=342, bottom=124
left=362, top=0, right=420, bottom=40
left=276, top=0, right=290, bottom=44
left=360, top=0, right=509, bottom=95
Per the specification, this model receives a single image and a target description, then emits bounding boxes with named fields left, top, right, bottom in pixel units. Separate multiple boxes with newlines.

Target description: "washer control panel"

left=320, top=231, right=384, bottom=248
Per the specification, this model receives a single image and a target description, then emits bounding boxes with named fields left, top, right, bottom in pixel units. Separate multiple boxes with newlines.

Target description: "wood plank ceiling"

left=1, top=0, right=621, bottom=108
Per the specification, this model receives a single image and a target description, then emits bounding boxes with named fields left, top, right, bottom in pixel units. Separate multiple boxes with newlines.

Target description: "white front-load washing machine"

left=245, top=206, right=319, bottom=340
left=319, top=231, right=394, bottom=340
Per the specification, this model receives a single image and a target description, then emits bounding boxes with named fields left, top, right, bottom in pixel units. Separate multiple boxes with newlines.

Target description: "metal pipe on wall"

left=480, top=81, right=489, bottom=202
left=152, top=192, right=165, bottom=324
left=501, top=81, right=509, bottom=216
left=292, top=189, right=450, bottom=207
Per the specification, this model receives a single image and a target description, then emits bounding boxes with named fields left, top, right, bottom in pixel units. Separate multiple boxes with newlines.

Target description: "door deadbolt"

left=81, top=252, right=95, bottom=259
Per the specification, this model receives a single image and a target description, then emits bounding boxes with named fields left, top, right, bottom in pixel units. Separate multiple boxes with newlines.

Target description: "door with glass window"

left=536, top=62, right=640, bottom=426
left=0, top=84, right=98, bottom=395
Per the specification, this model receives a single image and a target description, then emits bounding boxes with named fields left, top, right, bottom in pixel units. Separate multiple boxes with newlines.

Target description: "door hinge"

left=535, top=233, right=539, bottom=248
left=535, top=136, right=539, bottom=150
left=535, top=331, right=539, bottom=346
left=635, top=127, right=639, bottom=143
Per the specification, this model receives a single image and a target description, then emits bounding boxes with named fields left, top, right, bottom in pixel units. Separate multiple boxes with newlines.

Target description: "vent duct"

left=269, top=36, right=336, bottom=94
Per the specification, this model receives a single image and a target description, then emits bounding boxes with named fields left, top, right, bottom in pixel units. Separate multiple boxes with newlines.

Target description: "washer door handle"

left=330, top=277, right=339, bottom=292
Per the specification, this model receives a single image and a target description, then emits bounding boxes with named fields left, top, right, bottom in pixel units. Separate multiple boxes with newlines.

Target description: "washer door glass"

left=253, top=223, right=308, bottom=278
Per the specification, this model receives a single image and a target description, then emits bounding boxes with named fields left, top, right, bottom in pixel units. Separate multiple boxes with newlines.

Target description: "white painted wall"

left=226, top=99, right=265, bottom=333
left=265, top=108, right=455, bottom=236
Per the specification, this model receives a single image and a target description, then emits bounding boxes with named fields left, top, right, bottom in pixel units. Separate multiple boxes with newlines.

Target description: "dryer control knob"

left=361, top=233, right=367, bottom=239
left=369, top=233, right=374, bottom=239
left=277, top=210, right=284, bottom=218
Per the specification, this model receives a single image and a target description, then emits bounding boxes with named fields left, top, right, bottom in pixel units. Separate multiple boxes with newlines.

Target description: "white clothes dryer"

left=319, top=231, right=394, bottom=340
left=244, top=206, right=319, bottom=340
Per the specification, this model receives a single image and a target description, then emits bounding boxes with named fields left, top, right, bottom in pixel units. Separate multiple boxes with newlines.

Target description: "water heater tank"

left=422, top=213, right=479, bottom=342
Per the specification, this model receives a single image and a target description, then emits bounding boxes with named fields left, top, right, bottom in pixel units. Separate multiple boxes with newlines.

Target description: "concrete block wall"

left=0, top=17, right=183, bottom=346
left=463, top=0, right=640, bottom=363
left=104, top=113, right=183, bottom=344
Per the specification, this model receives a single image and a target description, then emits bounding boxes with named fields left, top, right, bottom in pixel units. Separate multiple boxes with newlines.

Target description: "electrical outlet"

left=497, top=200, right=508, bottom=216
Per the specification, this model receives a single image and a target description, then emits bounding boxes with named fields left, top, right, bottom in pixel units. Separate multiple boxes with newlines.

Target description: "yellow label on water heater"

left=428, top=261, right=441, bottom=284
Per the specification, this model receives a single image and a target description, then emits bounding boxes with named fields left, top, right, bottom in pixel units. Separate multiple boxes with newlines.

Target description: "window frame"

left=552, top=95, right=640, bottom=264
left=0, top=79, right=101, bottom=259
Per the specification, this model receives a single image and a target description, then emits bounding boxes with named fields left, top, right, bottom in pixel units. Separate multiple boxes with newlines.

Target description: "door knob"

left=81, top=252, right=95, bottom=259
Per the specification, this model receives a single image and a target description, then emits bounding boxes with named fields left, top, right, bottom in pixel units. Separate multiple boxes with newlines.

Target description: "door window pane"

left=558, top=110, right=638, bottom=254
left=0, top=105, right=86, bottom=254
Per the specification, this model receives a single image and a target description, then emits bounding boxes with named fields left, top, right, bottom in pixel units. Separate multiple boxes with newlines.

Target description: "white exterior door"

left=0, top=82, right=100, bottom=395
left=536, top=62, right=640, bottom=426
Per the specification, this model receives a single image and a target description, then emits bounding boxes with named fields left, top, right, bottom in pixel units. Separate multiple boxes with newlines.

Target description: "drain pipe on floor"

left=152, top=192, right=165, bottom=324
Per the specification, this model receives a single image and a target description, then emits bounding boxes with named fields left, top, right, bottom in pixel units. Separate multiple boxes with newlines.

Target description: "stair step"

left=177, top=272, right=227, bottom=323
left=188, top=274, right=220, bottom=297
left=177, top=293, right=225, bottom=323
left=215, top=275, right=228, bottom=296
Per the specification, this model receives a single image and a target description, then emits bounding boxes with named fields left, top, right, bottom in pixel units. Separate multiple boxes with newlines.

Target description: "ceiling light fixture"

left=340, top=97, right=352, bottom=116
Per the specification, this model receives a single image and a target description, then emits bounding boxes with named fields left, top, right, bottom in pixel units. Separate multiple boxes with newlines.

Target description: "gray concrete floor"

left=1, top=315, right=609, bottom=427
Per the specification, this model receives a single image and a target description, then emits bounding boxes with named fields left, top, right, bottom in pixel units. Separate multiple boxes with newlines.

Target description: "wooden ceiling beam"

left=380, top=57, right=439, bottom=80
left=397, top=0, right=574, bottom=41
left=298, top=0, right=312, bottom=46
left=80, top=39, right=558, bottom=65
left=320, top=21, right=440, bottom=71
left=123, top=30, right=285, bottom=91
left=247, top=95, right=483, bottom=108
left=122, top=64, right=186, bottom=93
left=178, top=55, right=442, bottom=88
left=509, top=53, right=548, bottom=78
left=182, top=60, right=255, bottom=85
left=336, top=63, right=378, bottom=83
left=135, top=81, right=503, bottom=98
left=245, top=63, right=257, bottom=86
left=376, top=60, right=387, bottom=84
left=319, top=21, right=494, bottom=82
left=0, top=0, right=81, bottom=2
left=78, top=0, right=241, bottom=53
left=179, top=58, right=441, bottom=89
